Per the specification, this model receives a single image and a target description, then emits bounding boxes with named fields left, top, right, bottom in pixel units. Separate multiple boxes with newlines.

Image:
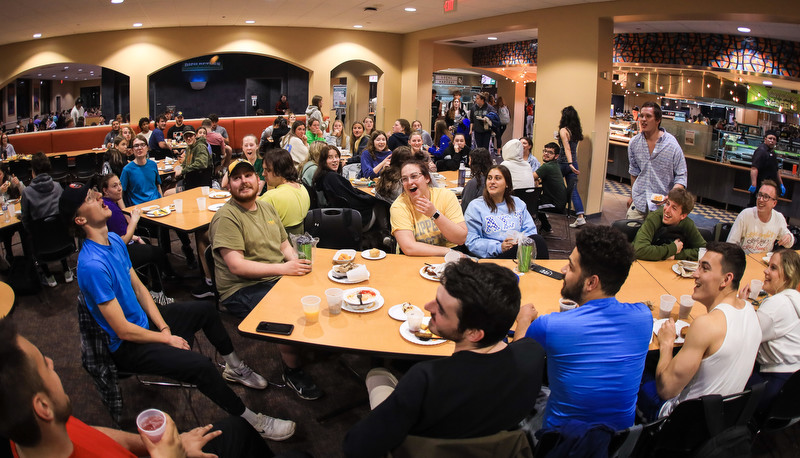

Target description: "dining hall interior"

left=1, top=0, right=800, bottom=456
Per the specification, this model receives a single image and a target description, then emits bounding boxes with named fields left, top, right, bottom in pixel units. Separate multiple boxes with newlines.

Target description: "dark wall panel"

left=149, top=54, right=309, bottom=119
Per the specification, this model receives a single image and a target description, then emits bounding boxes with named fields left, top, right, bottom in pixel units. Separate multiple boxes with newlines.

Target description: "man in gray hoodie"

left=21, top=152, right=70, bottom=287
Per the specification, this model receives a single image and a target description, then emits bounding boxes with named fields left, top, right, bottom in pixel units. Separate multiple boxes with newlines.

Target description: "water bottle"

left=2, top=201, right=8, bottom=223
left=457, top=163, right=466, bottom=187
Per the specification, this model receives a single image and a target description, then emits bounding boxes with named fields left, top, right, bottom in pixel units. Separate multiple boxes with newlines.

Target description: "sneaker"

left=569, top=216, right=586, bottom=228
left=251, top=413, right=295, bottom=441
left=150, top=290, right=175, bottom=307
left=182, top=245, right=198, bottom=269
left=223, top=362, right=268, bottom=389
left=191, top=281, right=215, bottom=299
left=64, top=270, right=74, bottom=283
left=283, top=367, right=323, bottom=400
left=44, top=275, right=57, bottom=288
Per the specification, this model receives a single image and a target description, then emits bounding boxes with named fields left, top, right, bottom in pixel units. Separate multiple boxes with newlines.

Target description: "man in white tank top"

left=638, top=242, right=762, bottom=419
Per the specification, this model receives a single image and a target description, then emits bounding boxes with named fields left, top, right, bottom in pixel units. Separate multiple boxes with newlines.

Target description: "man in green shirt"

left=534, top=142, right=568, bottom=233
left=209, top=159, right=322, bottom=401
left=632, top=187, right=706, bottom=261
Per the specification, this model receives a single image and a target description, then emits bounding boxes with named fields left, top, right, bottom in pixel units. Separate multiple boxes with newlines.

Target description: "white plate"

left=208, top=203, right=225, bottom=212
left=449, top=186, right=464, bottom=196
left=333, top=249, right=357, bottom=264
left=672, top=264, right=694, bottom=278
left=209, top=191, right=231, bottom=199
left=141, top=205, right=160, bottom=212
left=352, top=179, right=371, bottom=187
left=652, top=319, right=690, bottom=344
left=341, top=294, right=384, bottom=313
left=146, top=207, right=172, bottom=218
left=419, top=264, right=444, bottom=282
left=361, top=249, right=386, bottom=260
left=343, top=287, right=380, bottom=306
left=328, top=268, right=368, bottom=284
left=388, top=303, right=422, bottom=321
left=399, top=317, right=446, bottom=345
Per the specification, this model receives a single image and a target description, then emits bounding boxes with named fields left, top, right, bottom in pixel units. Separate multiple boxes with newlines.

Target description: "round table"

left=0, top=281, right=15, bottom=318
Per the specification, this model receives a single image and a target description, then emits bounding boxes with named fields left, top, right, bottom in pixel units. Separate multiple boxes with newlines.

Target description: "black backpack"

left=690, top=382, right=764, bottom=458
left=7, top=256, right=41, bottom=296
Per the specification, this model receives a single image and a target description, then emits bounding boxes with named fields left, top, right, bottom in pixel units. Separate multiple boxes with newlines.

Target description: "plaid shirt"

left=77, top=293, right=123, bottom=424
left=628, top=129, right=687, bottom=211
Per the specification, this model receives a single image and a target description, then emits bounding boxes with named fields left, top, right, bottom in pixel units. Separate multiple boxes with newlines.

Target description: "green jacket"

left=183, top=137, right=210, bottom=174
left=633, top=208, right=706, bottom=261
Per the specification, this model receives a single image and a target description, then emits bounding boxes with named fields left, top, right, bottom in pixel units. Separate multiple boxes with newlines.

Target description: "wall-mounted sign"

left=443, top=0, right=457, bottom=13
left=182, top=60, right=223, bottom=73
left=433, top=74, right=463, bottom=85
left=747, top=83, right=799, bottom=112
left=333, top=85, right=347, bottom=109
left=685, top=130, right=696, bottom=146
left=369, top=75, right=378, bottom=83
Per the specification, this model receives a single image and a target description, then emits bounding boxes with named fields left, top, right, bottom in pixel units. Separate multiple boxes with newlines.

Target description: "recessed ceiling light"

left=245, top=20, right=255, bottom=24
left=737, top=26, right=751, bottom=33
left=111, top=0, right=124, bottom=3
left=52, top=75, right=56, bottom=77
left=763, top=80, right=773, bottom=86
left=133, top=22, right=142, bottom=27
left=64, top=66, right=69, bottom=69
left=32, top=33, right=42, bottom=38
left=37, top=73, right=42, bottom=76
left=488, top=37, right=498, bottom=40
left=404, top=7, right=416, bottom=12
left=353, top=25, right=363, bottom=28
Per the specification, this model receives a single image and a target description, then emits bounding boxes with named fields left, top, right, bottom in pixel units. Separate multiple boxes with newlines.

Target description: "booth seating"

left=8, top=115, right=313, bottom=157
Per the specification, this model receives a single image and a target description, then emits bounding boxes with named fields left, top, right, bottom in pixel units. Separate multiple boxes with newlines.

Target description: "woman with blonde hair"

left=325, top=119, right=345, bottom=148
left=346, top=121, right=369, bottom=164
left=301, top=141, right=328, bottom=187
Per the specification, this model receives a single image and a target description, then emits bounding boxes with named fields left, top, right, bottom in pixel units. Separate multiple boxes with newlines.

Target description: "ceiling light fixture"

left=737, top=26, right=751, bottom=33
left=133, top=22, right=142, bottom=27
left=404, top=7, right=416, bottom=12
left=33, top=33, right=42, bottom=38
left=488, top=37, right=498, bottom=41
left=353, top=24, right=363, bottom=28
left=111, top=0, right=124, bottom=3
left=245, top=20, right=255, bottom=24
left=763, top=80, right=773, bottom=86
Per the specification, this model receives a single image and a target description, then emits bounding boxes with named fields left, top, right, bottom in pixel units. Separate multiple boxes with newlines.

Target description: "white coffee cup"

left=559, top=298, right=578, bottom=312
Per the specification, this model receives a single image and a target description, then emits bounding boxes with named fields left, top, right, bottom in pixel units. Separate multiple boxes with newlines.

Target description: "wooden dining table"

left=123, top=187, right=229, bottom=232
left=0, top=280, right=16, bottom=318
left=238, top=249, right=676, bottom=358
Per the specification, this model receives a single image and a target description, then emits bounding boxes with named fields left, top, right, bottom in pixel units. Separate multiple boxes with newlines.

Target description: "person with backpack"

left=496, top=96, right=511, bottom=146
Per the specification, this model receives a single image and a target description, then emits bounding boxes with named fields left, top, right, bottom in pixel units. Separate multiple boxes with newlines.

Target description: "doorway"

left=245, top=78, right=282, bottom=116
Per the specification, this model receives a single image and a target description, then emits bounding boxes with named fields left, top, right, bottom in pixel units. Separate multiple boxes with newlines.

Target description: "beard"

left=230, top=182, right=256, bottom=203
left=560, top=275, right=585, bottom=304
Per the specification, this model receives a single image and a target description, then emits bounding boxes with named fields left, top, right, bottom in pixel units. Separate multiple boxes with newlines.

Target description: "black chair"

left=209, top=144, right=223, bottom=170
left=183, top=167, right=213, bottom=190
left=714, top=222, right=733, bottom=242
left=631, top=384, right=764, bottom=457
left=756, top=369, right=800, bottom=433
left=612, top=219, right=643, bottom=243
left=48, top=154, right=69, bottom=183
left=73, top=153, right=97, bottom=182
left=303, top=208, right=363, bottom=250
left=699, top=227, right=714, bottom=243
left=204, top=245, right=220, bottom=308
left=8, top=160, right=31, bottom=185
left=514, top=187, right=542, bottom=222
left=30, top=215, right=75, bottom=271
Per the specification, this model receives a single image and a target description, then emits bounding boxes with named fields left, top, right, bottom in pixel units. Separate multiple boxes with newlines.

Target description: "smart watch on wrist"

left=432, top=210, right=441, bottom=220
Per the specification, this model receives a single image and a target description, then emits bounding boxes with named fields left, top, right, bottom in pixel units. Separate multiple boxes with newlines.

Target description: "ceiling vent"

left=446, top=40, right=474, bottom=45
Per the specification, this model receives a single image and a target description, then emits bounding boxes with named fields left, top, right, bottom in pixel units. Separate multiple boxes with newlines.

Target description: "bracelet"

left=159, top=325, right=170, bottom=332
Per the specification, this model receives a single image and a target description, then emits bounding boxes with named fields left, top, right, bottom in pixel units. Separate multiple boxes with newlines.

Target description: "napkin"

left=347, top=264, right=370, bottom=282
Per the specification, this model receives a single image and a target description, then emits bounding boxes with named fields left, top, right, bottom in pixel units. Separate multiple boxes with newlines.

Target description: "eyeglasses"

left=85, top=188, right=101, bottom=203
left=543, top=149, right=556, bottom=154
left=400, top=173, right=423, bottom=184
left=132, top=143, right=147, bottom=149
left=757, top=192, right=777, bottom=201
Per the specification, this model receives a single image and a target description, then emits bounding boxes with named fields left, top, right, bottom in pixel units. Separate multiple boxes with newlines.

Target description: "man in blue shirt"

left=515, top=225, right=653, bottom=431
left=59, top=182, right=296, bottom=442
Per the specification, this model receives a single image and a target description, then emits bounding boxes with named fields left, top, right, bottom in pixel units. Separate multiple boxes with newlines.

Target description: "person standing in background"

left=557, top=106, right=587, bottom=227
left=275, top=94, right=290, bottom=115
left=749, top=129, right=784, bottom=207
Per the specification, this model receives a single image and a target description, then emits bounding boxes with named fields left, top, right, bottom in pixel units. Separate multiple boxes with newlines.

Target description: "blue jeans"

left=222, top=279, right=279, bottom=320
left=560, top=163, right=585, bottom=215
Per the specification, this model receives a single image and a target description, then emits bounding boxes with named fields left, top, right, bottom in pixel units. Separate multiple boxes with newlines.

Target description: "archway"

left=331, top=60, right=384, bottom=132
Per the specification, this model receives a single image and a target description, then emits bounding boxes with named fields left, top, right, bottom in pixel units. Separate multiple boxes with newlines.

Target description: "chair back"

left=49, top=154, right=69, bottom=182
left=636, top=384, right=763, bottom=457
left=390, top=429, right=533, bottom=458
left=714, top=222, right=733, bottom=242
left=612, top=219, right=643, bottom=243
left=184, top=167, right=213, bottom=190
left=74, top=153, right=97, bottom=181
left=30, top=215, right=76, bottom=262
left=699, top=227, right=714, bottom=242
left=8, top=160, right=31, bottom=185
left=513, top=187, right=542, bottom=221
left=759, top=369, right=800, bottom=432
left=209, top=144, right=223, bottom=167
left=303, top=208, right=362, bottom=250
left=204, top=245, right=220, bottom=308
left=77, top=293, right=123, bottom=424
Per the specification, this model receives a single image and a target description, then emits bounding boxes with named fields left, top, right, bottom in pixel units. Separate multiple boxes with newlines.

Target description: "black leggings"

left=111, top=301, right=245, bottom=416
left=127, top=242, right=173, bottom=292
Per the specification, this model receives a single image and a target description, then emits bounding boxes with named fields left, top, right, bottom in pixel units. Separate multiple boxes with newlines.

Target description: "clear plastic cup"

left=659, top=294, right=676, bottom=319
left=201, top=186, right=210, bottom=196
left=698, top=247, right=707, bottom=262
left=301, top=295, right=321, bottom=324
left=173, top=199, right=183, bottom=213
left=324, top=288, right=343, bottom=315
left=749, top=279, right=763, bottom=300
left=136, top=409, right=167, bottom=443
left=406, top=309, right=424, bottom=332
left=559, top=298, right=578, bottom=312
left=679, top=294, right=693, bottom=320
left=196, top=197, right=207, bottom=211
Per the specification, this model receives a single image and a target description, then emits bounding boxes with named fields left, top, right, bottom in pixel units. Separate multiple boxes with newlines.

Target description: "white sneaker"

left=569, top=216, right=586, bottom=228
left=64, top=270, right=74, bottom=283
left=45, top=275, right=57, bottom=288
left=223, top=362, right=268, bottom=389
left=251, top=413, right=296, bottom=441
